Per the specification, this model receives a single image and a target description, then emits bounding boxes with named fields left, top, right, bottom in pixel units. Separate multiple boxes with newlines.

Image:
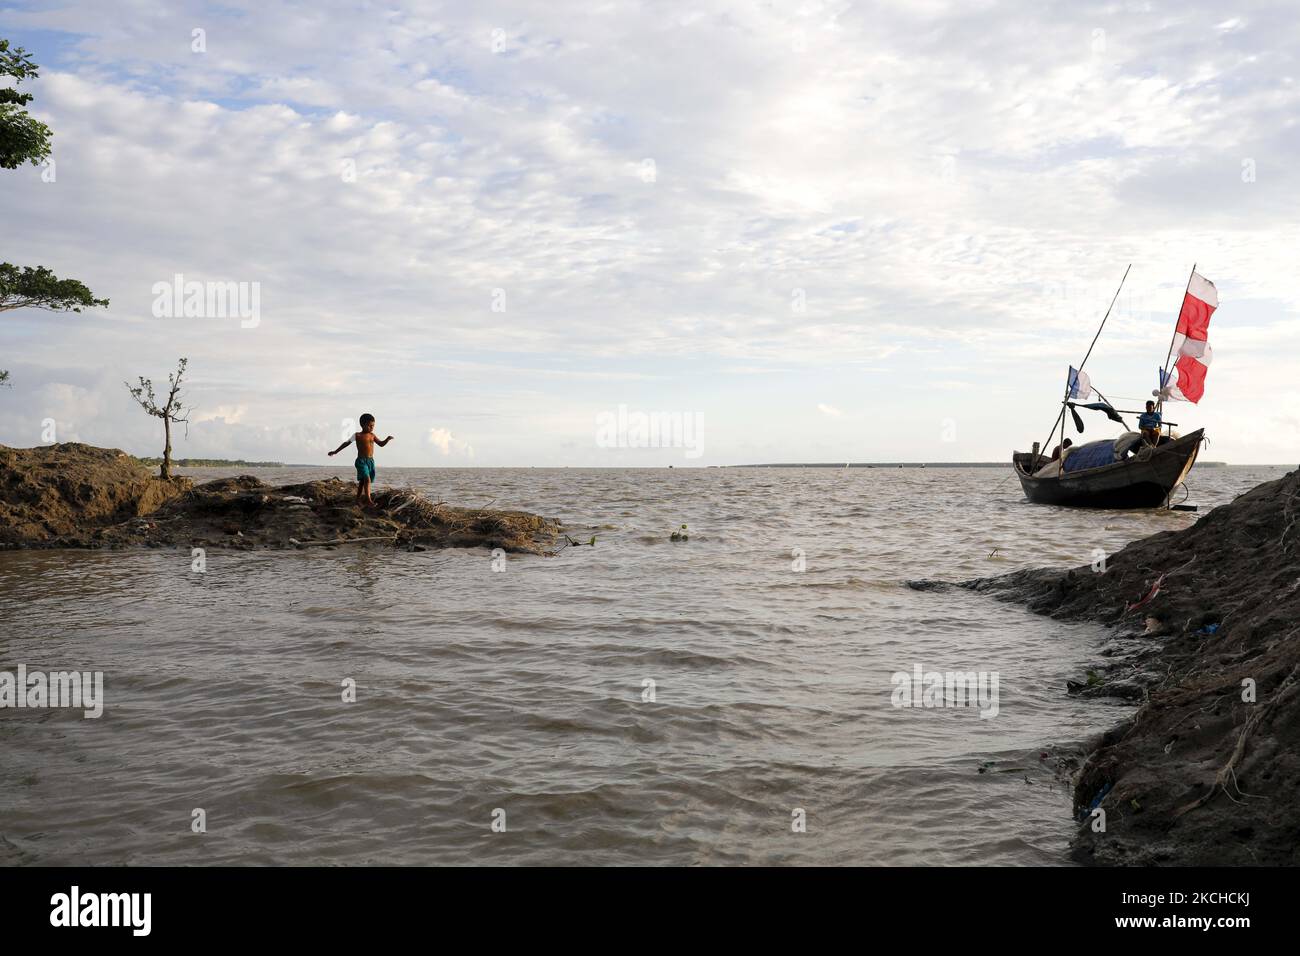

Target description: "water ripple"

left=0, top=465, right=1283, bottom=864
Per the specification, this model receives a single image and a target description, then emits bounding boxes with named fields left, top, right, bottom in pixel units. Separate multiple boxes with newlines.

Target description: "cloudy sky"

left=1, top=0, right=1297, bottom=465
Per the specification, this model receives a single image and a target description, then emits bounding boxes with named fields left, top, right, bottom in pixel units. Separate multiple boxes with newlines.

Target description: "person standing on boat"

left=1138, top=401, right=1162, bottom=445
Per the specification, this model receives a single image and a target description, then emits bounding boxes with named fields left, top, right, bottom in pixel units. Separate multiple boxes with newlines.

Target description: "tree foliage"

left=0, top=262, right=111, bottom=313
left=0, top=38, right=52, bottom=169
left=1, top=39, right=109, bottom=387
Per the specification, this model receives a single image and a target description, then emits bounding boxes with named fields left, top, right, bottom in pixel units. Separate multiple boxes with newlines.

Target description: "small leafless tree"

left=125, top=357, right=192, bottom=479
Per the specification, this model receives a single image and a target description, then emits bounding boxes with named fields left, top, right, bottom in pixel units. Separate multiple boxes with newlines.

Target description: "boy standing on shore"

left=329, top=413, right=394, bottom=507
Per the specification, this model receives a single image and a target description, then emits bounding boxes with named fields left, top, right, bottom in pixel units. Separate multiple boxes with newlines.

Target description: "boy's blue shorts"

left=354, top=457, right=375, bottom=483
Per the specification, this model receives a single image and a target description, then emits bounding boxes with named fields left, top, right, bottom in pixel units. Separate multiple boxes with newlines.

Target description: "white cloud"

left=427, top=427, right=474, bottom=458
left=192, top=404, right=249, bottom=425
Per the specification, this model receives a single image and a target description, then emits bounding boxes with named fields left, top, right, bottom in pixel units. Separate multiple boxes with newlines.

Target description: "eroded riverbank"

left=959, top=468, right=1300, bottom=865
left=1, top=443, right=559, bottom=554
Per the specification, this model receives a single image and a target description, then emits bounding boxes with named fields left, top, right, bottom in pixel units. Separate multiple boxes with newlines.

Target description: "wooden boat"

left=1013, top=429, right=1203, bottom=508
left=1013, top=263, right=1217, bottom=509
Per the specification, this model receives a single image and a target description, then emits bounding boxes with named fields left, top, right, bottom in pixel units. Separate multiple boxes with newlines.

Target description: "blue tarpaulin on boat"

left=1062, top=439, right=1118, bottom=473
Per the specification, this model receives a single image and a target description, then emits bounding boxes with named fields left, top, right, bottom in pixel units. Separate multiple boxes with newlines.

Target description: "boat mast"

left=1033, top=264, right=1131, bottom=469
left=1056, top=368, right=1069, bottom=471
left=1156, top=262, right=1197, bottom=420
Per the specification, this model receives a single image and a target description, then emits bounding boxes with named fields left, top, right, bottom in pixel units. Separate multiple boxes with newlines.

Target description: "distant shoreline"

left=158, top=460, right=1235, bottom=469
left=135, top=457, right=286, bottom=467
left=730, top=461, right=1229, bottom=469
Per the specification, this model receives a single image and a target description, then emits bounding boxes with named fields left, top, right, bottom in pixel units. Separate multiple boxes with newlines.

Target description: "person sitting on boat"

left=1138, top=401, right=1162, bottom=445
left=1048, top=438, right=1073, bottom=461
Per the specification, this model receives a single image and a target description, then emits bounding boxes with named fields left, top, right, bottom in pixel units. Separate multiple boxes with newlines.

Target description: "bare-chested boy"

left=328, top=413, right=394, bottom=507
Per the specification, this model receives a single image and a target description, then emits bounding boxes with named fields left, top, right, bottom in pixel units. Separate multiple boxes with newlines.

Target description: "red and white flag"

left=1161, top=271, right=1217, bottom=403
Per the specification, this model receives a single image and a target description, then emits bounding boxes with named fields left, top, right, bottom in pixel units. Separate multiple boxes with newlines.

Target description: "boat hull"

left=1012, top=429, right=1203, bottom=509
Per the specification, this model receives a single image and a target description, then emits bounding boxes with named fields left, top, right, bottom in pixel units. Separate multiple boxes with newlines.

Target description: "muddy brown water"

left=0, top=465, right=1286, bottom=865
